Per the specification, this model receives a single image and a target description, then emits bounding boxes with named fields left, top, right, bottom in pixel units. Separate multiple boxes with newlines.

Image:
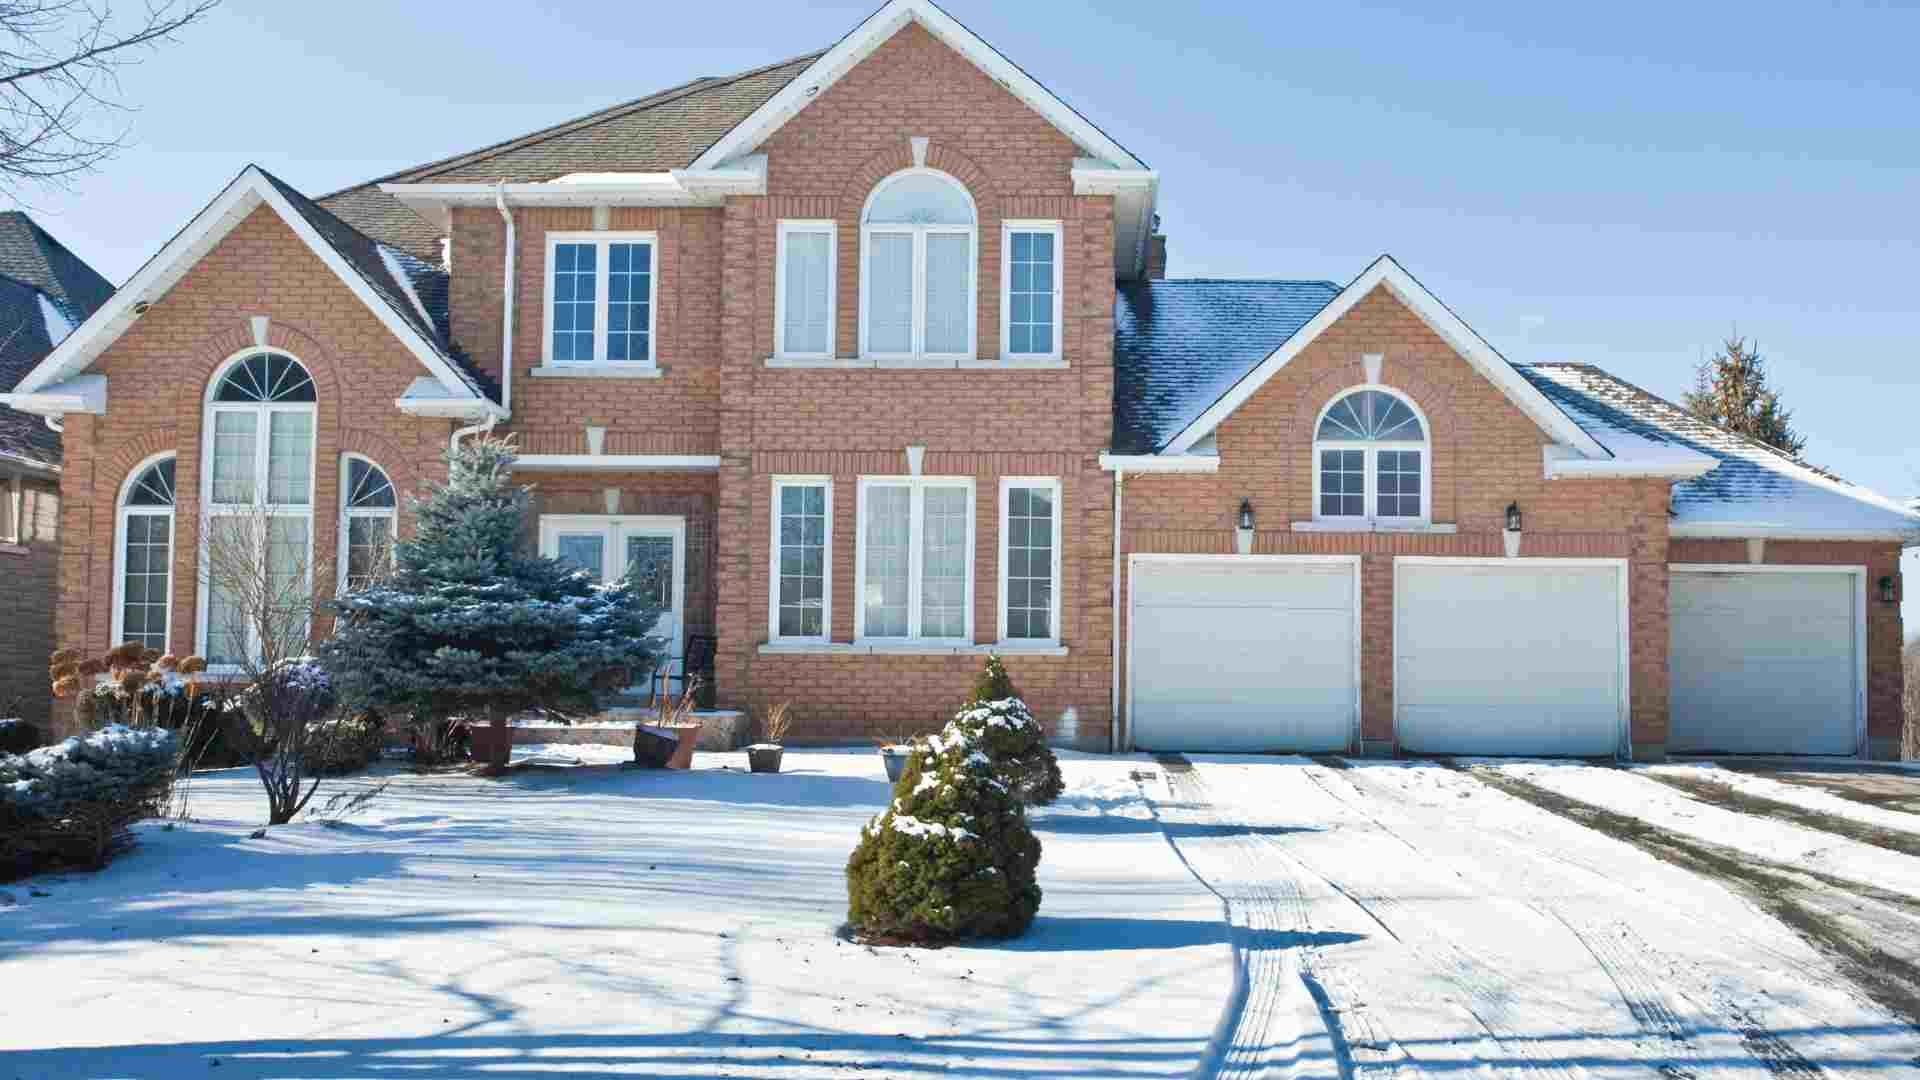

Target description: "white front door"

left=539, top=515, right=686, bottom=663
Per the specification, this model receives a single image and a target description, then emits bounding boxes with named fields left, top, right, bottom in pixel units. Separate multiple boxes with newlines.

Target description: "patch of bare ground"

left=1458, top=763, right=1920, bottom=1031
left=1642, top=769, right=1920, bottom=860
left=1713, top=760, right=1920, bottom=815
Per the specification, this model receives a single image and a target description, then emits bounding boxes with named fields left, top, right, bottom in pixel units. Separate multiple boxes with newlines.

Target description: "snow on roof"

left=1520, top=363, right=1920, bottom=540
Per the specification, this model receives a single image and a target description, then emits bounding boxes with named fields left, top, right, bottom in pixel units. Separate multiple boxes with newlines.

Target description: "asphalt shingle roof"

left=0, top=214, right=113, bottom=467
left=1112, top=279, right=1340, bottom=454
left=316, top=53, right=823, bottom=260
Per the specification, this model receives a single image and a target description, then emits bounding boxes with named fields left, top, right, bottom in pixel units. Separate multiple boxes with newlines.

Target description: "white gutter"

left=1097, top=452, right=1219, bottom=474
left=381, top=157, right=767, bottom=230
left=1670, top=523, right=1920, bottom=544
left=0, top=374, right=106, bottom=419
left=1110, top=469, right=1125, bottom=753
left=495, top=181, right=516, bottom=418
left=1542, top=446, right=1716, bottom=480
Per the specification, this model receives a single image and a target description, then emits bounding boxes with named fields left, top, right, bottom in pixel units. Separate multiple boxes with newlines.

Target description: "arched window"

left=1313, top=387, right=1429, bottom=524
left=115, top=454, right=176, bottom=651
left=199, top=350, right=317, bottom=666
left=338, top=455, right=396, bottom=592
left=861, top=169, right=976, bottom=360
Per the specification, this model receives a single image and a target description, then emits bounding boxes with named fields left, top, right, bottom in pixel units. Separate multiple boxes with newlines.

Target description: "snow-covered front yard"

left=0, top=750, right=1228, bottom=1078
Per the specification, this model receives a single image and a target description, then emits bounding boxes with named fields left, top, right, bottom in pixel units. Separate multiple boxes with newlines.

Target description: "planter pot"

left=879, top=744, right=913, bottom=784
left=747, top=744, right=785, bottom=774
left=468, top=724, right=512, bottom=765
left=633, top=722, right=703, bottom=769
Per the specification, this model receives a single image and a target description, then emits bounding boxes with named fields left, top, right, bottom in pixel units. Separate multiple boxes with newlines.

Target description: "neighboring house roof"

left=0, top=166, right=499, bottom=419
left=1520, top=363, right=1920, bottom=541
left=0, top=214, right=114, bottom=468
left=1113, top=279, right=1340, bottom=455
left=317, top=52, right=823, bottom=259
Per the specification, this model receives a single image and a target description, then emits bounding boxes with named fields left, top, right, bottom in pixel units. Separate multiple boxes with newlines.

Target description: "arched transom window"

left=115, top=455, right=176, bottom=652
left=339, top=455, right=397, bottom=592
left=1314, top=387, right=1429, bottom=524
left=200, top=350, right=317, bottom=666
left=861, top=169, right=976, bottom=360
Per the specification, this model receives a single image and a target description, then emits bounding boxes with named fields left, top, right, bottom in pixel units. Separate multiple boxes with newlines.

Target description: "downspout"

left=1110, top=469, right=1125, bottom=753
left=493, top=180, right=516, bottom=417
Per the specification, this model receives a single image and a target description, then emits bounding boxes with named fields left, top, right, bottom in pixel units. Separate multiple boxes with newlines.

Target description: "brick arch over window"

left=1287, top=361, right=1457, bottom=524
left=838, top=142, right=1001, bottom=213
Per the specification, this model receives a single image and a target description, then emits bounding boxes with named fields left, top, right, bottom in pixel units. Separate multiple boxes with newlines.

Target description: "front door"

left=539, top=515, right=686, bottom=665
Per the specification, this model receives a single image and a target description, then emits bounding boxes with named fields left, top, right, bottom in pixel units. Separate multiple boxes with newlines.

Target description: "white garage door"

left=1129, top=558, right=1357, bottom=753
left=1396, top=560, right=1625, bottom=756
left=1670, top=569, right=1860, bottom=756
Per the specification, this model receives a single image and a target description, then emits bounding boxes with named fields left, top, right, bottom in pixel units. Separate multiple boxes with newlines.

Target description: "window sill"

left=757, top=641, right=1069, bottom=658
left=762, top=355, right=1070, bottom=370
left=959, top=357, right=1069, bottom=370
left=1290, top=521, right=1458, bottom=534
left=0, top=542, right=25, bottom=555
left=530, top=365, right=665, bottom=380
left=764, top=356, right=871, bottom=369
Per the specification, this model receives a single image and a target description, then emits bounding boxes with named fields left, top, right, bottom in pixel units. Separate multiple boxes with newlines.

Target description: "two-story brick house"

left=5, top=0, right=1913, bottom=756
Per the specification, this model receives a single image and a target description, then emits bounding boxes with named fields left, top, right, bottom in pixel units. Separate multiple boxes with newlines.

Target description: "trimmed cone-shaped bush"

left=846, top=728, right=1042, bottom=943
left=949, top=655, right=1063, bottom=806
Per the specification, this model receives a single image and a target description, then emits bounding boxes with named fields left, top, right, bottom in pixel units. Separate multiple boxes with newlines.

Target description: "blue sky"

left=14, top=0, right=1919, bottom=614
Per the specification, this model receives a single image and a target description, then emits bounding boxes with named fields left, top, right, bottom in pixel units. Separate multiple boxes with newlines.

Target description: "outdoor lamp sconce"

left=1880, top=575, right=1898, bottom=604
left=1503, top=502, right=1523, bottom=558
left=1236, top=498, right=1255, bottom=556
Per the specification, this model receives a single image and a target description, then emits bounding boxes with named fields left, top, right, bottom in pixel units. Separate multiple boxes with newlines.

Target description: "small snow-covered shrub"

left=306, top=712, right=386, bottom=776
left=0, top=718, right=41, bottom=755
left=0, top=724, right=178, bottom=877
left=845, top=725, right=1042, bottom=943
left=945, top=655, right=1062, bottom=806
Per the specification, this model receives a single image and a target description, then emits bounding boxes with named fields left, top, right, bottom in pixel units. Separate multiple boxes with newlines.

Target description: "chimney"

left=1146, top=233, right=1168, bottom=280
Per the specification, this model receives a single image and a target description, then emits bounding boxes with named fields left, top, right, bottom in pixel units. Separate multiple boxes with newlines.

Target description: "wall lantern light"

left=1880, top=575, right=1898, bottom=604
left=1236, top=498, right=1255, bottom=555
left=1503, top=502, right=1523, bottom=558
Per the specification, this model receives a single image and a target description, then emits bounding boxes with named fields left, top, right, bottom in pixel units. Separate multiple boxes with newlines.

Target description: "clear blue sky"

left=14, top=0, right=1920, bottom=616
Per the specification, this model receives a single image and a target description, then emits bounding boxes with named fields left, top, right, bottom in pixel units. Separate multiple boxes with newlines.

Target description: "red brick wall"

left=54, top=203, right=456, bottom=730
left=1, top=472, right=58, bottom=734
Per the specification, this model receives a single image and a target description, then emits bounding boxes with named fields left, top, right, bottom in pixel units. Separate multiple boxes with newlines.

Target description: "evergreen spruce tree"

left=947, top=654, right=1063, bottom=806
left=1683, top=336, right=1806, bottom=457
left=317, top=437, right=663, bottom=769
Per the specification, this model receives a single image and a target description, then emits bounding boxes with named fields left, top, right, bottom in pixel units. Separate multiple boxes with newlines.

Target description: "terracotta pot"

left=635, top=722, right=703, bottom=770
left=880, top=745, right=912, bottom=784
left=747, top=745, right=784, bottom=774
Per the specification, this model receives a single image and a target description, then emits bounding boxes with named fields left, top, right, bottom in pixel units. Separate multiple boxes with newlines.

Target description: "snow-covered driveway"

left=0, top=750, right=1229, bottom=1078
left=1152, top=755, right=1919, bottom=1079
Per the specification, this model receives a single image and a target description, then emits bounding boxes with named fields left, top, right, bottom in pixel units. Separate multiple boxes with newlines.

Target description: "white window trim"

left=999, top=219, right=1064, bottom=364
left=1311, top=386, right=1433, bottom=527
left=854, top=475, right=976, bottom=647
left=336, top=453, right=397, bottom=593
left=195, top=350, right=318, bottom=671
left=997, top=476, right=1062, bottom=647
left=540, top=230, right=661, bottom=371
left=857, top=168, right=977, bottom=365
left=111, top=451, right=176, bottom=653
left=767, top=476, right=833, bottom=642
left=0, top=473, right=21, bottom=547
left=537, top=513, right=687, bottom=664
left=774, top=221, right=837, bottom=361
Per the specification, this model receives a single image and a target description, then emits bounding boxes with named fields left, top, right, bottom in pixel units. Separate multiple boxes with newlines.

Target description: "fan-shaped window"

left=1313, top=387, right=1429, bottom=524
left=339, top=456, right=397, bottom=592
left=213, top=351, right=316, bottom=403
left=115, top=455, right=176, bottom=651
left=861, top=169, right=976, bottom=360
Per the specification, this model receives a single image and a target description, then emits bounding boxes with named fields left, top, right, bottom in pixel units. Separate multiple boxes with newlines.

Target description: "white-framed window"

left=538, top=514, right=686, bottom=664
left=859, top=169, right=976, bottom=362
left=337, top=454, right=397, bottom=593
left=775, top=221, right=836, bottom=360
left=197, top=350, right=317, bottom=667
left=855, top=476, right=975, bottom=644
left=113, top=453, right=176, bottom=652
left=544, top=231, right=658, bottom=367
left=769, top=477, right=832, bottom=641
left=1000, top=220, right=1062, bottom=362
left=998, top=477, right=1061, bottom=644
left=1312, top=387, right=1430, bottom=525
left=0, top=473, right=20, bottom=545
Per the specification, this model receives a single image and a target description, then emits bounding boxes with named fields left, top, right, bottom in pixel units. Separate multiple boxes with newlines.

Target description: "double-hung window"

left=769, top=477, right=831, bottom=640
left=860, top=170, right=976, bottom=362
left=1313, top=387, right=1430, bottom=526
left=1000, top=221, right=1062, bottom=363
left=999, top=478, right=1061, bottom=644
left=856, top=477, right=974, bottom=644
left=775, top=222, right=836, bottom=360
left=545, top=231, right=657, bottom=368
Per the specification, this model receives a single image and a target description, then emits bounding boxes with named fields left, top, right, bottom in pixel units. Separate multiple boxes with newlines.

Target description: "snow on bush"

left=943, top=655, right=1063, bottom=806
left=0, top=724, right=178, bottom=875
left=845, top=722, right=1042, bottom=944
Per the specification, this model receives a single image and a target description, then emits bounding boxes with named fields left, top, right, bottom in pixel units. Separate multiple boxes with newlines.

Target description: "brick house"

left=0, top=213, right=114, bottom=735
left=4, top=0, right=1913, bottom=756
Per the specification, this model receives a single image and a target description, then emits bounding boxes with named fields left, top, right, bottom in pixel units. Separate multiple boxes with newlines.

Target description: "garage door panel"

left=1130, top=560, right=1356, bottom=754
left=1395, top=562, right=1624, bottom=757
left=1669, top=570, right=1857, bottom=756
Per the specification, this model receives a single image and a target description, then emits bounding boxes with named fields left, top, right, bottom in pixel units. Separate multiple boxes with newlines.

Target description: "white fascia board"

left=1542, top=444, right=1717, bottom=480
left=1097, top=452, right=1219, bottom=473
left=689, top=0, right=1147, bottom=173
left=511, top=454, right=722, bottom=472
left=1162, top=255, right=1610, bottom=460
left=1670, top=522, right=1920, bottom=544
left=0, top=374, right=105, bottom=416
left=1073, top=159, right=1160, bottom=280
left=395, top=377, right=505, bottom=421
left=1070, top=159, right=1157, bottom=194
left=381, top=156, right=767, bottom=229
left=14, top=166, right=484, bottom=412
